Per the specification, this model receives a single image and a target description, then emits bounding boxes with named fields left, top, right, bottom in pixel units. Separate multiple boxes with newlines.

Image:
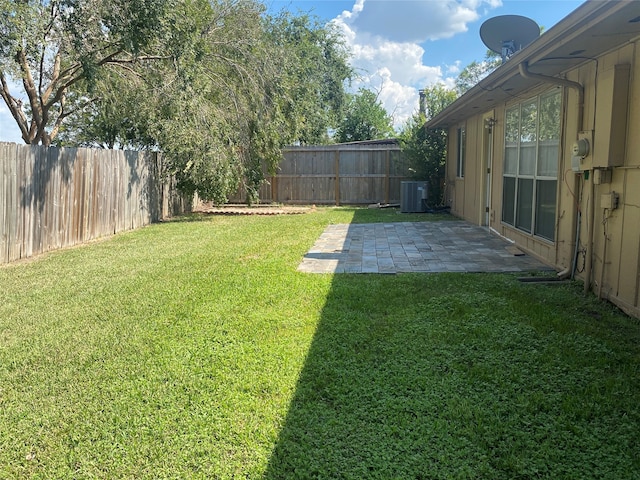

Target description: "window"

left=456, top=126, right=466, bottom=178
left=502, top=90, right=560, bottom=241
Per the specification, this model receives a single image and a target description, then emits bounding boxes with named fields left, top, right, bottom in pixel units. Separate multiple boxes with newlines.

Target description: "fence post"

left=334, top=150, right=340, bottom=206
left=271, top=175, right=277, bottom=203
left=385, top=149, right=391, bottom=205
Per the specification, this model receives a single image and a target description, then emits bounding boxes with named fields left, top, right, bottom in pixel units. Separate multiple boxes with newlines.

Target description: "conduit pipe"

left=584, top=181, right=596, bottom=294
left=490, top=227, right=515, bottom=244
left=518, top=61, right=587, bottom=284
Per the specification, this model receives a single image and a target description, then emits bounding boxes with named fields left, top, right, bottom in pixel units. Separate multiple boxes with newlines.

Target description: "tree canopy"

left=1, top=0, right=353, bottom=204
left=0, top=0, right=174, bottom=146
left=1, top=1, right=508, bottom=205
left=399, top=84, right=456, bottom=207
left=455, top=50, right=502, bottom=95
left=420, top=84, right=458, bottom=120
left=334, top=88, right=394, bottom=143
left=400, top=49, right=501, bottom=206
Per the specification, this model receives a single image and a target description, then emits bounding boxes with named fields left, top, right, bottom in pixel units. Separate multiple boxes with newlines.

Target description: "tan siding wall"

left=446, top=118, right=484, bottom=224
left=443, top=32, right=640, bottom=317
left=445, top=128, right=461, bottom=219
left=463, top=117, right=482, bottom=224
left=489, top=109, right=506, bottom=229
left=449, top=88, right=575, bottom=269
left=585, top=41, right=640, bottom=315
left=490, top=40, right=640, bottom=316
left=446, top=127, right=466, bottom=218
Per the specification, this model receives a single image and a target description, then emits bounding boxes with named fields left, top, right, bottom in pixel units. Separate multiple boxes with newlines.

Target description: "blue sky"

left=0, top=0, right=583, bottom=143
left=267, top=0, right=582, bottom=67
left=266, top=0, right=583, bottom=128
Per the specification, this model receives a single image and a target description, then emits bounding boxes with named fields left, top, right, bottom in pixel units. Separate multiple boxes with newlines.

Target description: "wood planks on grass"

left=0, top=143, right=187, bottom=264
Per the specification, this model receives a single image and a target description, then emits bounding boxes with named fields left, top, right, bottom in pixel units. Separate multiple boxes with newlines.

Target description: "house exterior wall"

left=447, top=116, right=484, bottom=226
left=587, top=42, right=640, bottom=316
left=445, top=37, right=640, bottom=317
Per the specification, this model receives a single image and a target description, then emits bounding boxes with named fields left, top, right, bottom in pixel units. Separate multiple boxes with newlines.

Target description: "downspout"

left=518, top=61, right=586, bottom=283
left=518, top=62, right=584, bottom=126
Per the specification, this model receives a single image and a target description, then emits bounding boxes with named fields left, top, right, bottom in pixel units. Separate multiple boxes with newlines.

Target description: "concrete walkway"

left=298, top=221, right=554, bottom=274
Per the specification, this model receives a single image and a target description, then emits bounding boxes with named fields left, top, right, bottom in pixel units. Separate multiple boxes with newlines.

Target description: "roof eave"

left=425, top=0, right=636, bottom=129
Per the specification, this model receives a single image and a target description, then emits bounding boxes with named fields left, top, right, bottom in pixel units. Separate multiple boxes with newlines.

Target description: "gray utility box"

left=401, top=181, right=428, bottom=213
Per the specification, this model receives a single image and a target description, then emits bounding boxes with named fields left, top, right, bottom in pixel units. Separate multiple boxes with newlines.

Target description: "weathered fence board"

left=0, top=143, right=187, bottom=264
left=229, top=143, right=411, bottom=205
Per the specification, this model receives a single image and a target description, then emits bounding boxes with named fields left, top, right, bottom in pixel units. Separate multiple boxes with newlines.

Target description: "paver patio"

left=298, top=221, right=554, bottom=274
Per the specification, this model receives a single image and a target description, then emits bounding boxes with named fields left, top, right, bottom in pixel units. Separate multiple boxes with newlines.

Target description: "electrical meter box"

left=572, top=131, right=593, bottom=172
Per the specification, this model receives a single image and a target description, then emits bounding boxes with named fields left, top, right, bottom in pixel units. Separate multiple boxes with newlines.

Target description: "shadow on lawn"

left=262, top=210, right=459, bottom=478
left=262, top=274, right=449, bottom=479
left=262, top=214, right=640, bottom=478
left=262, top=209, right=474, bottom=479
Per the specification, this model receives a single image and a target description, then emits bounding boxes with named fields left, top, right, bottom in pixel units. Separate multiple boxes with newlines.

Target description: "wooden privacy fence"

left=230, top=143, right=411, bottom=205
left=0, top=143, right=187, bottom=264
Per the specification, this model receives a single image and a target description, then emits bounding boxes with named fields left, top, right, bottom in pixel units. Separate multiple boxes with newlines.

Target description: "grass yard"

left=0, top=207, right=639, bottom=479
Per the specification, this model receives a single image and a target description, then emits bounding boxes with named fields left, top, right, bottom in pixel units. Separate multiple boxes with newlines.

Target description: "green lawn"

left=1, top=207, right=638, bottom=479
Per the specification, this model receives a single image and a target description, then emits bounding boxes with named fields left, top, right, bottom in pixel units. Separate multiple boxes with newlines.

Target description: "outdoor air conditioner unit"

left=401, top=181, right=428, bottom=213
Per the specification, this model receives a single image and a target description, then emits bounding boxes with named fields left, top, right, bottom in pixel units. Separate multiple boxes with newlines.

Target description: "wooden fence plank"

left=0, top=144, right=186, bottom=264
left=8, top=146, right=20, bottom=261
left=0, top=143, right=13, bottom=263
left=32, top=146, right=44, bottom=254
left=228, top=144, right=410, bottom=205
left=90, top=149, right=100, bottom=240
left=334, top=150, right=340, bottom=206
left=61, top=147, right=75, bottom=248
left=21, top=145, right=34, bottom=259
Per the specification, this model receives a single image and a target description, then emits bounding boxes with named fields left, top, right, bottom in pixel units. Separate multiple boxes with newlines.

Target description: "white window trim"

left=501, top=90, right=561, bottom=242
left=456, top=126, right=466, bottom=178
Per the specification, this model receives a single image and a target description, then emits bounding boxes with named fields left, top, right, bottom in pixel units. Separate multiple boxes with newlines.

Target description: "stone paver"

left=297, top=221, right=554, bottom=274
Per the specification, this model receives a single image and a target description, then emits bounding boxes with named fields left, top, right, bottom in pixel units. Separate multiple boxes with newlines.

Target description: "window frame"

left=501, top=89, right=561, bottom=242
left=456, top=126, right=466, bottom=178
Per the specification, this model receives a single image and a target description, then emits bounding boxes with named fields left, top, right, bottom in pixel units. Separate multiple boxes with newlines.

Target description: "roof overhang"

left=426, top=0, right=640, bottom=129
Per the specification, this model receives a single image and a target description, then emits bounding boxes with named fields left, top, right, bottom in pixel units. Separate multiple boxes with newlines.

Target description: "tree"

left=51, top=2, right=353, bottom=204
left=266, top=12, right=353, bottom=145
left=335, top=88, right=394, bottom=143
left=55, top=68, right=156, bottom=149
left=155, top=0, right=290, bottom=204
left=420, top=84, right=458, bottom=120
left=0, top=0, right=173, bottom=146
left=154, top=5, right=353, bottom=203
left=455, top=50, right=501, bottom=95
left=399, top=84, right=456, bottom=206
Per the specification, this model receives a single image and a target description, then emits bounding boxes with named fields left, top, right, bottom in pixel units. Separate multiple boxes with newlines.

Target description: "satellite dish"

left=480, top=15, right=540, bottom=63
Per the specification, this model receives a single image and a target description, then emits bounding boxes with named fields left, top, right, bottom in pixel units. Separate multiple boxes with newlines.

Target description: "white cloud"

left=345, top=37, right=446, bottom=127
left=348, top=0, right=481, bottom=43
left=331, top=0, right=501, bottom=130
left=337, top=0, right=365, bottom=20
left=447, top=61, right=462, bottom=75
left=351, top=40, right=442, bottom=85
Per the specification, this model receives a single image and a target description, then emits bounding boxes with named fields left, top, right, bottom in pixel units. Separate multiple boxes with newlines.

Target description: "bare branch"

left=0, top=70, right=30, bottom=141
left=41, top=52, right=61, bottom=105
left=15, top=49, right=45, bottom=143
